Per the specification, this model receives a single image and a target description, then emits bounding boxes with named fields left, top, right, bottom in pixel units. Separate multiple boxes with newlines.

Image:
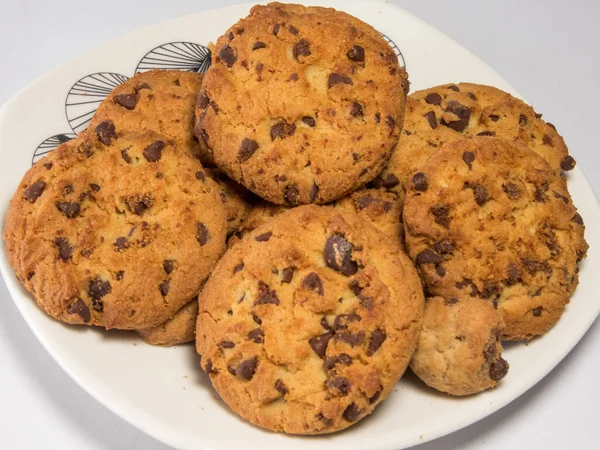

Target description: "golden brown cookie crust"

left=377, top=82, right=574, bottom=201
left=410, top=296, right=508, bottom=396
left=4, top=130, right=227, bottom=329
left=196, top=2, right=408, bottom=205
left=403, top=137, right=587, bottom=340
left=197, top=205, right=423, bottom=434
left=138, top=298, right=199, bottom=346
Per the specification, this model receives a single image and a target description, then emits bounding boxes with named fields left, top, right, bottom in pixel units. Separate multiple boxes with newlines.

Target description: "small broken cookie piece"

left=137, top=298, right=199, bottom=346
left=410, top=296, right=508, bottom=396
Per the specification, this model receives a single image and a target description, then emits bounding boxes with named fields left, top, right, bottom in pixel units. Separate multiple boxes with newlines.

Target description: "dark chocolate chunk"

left=367, top=329, right=386, bottom=356
left=532, top=306, right=543, bottom=317
left=233, top=263, right=244, bottom=274
left=270, top=121, right=296, bottom=141
left=343, top=403, right=361, bottom=422
left=163, top=259, right=174, bottom=274
left=197, top=91, right=210, bottom=108
left=572, top=213, right=584, bottom=226
left=431, top=204, right=451, bottom=228
left=293, top=39, right=311, bottom=59
left=23, top=181, right=46, bottom=203
left=113, top=236, right=129, bottom=251
left=238, top=138, right=259, bottom=162
left=281, top=267, right=294, bottom=283
left=302, top=116, right=316, bottom=127
left=369, top=389, right=382, bottom=404
left=95, top=120, right=118, bottom=145
left=350, top=102, right=363, bottom=117
left=310, top=183, right=319, bottom=202
left=462, top=151, right=475, bottom=170
left=425, top=93, right=442, bottom=105
left=477, top=131, right=496, bottom=137
left=255, top=231, right=272, bottom=242
left=248, top=328, right=264, bottom=343
left=441, top=101, right=471, bottom=132
left=325, top=234, right=358, bottom=276
left=412, top=172, right=428, bottom=191
left=90, top=183, right=101, bottom=192
left=309, top=332, right=333, bottom=358
left=68, top=299, right=90, bottom=323
left=196, top=222, right=210, bottom=246
left=519, top=114, right=528, bottom=126
left=489, top=358, right=509, bottom=381
left=434, top=239, right=454, bottom=255
left=424, top=111, right=437, bottom=129
left=218, top=340, right=235, bottom=349
left=505, top=263, right=522, bottom=286
left=159, top=279, right=170, bottom=297
left=252, top=41, right=267, bottom=51
left=54, top=237, right=74, bottom=261
left=302, top=272, right=324, bottom=295
left=275, top=379, right=288, bottom=396
left=328, top=73, right=353, bottom=88
left=502, top=182, right=521, bottom=200
left=325, top=377, right=351, bottom=396
left=121, top=148, right=132, bottom=164
left=347, top=45, right=365, bottom=62
left=236, top=357, right=258, bottom=380
left=560, top=155, right=576, bottom=171
left=88, top=277, right=111, bottom=309
left=447, top=85, right=460, bottom=92
left=55, top=202, right=81, bottom=219
left=195, top=171, right=206, bottom=181
left=334, top=330, right=365, bottom=347
left=416, top=249, right=442, bottom=266
left=255, top=281, right=280, bottom=305
left=114, top=93, right=137, bottom=110
left=333, top=313, right=361, bottom=330
left=219, top=44, right=237, bottom=67
left=284, top=185, right=300, bottom=205
left=143, top=141, right=165, bottom=162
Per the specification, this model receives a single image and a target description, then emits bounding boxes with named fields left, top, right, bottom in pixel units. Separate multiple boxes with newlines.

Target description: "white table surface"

left=1, top=0, right=598, bottom=449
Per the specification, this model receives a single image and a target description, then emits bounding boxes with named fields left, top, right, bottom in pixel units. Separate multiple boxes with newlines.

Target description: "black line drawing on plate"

left=380, top=32, right=406, bottom=68
left=65, top=72, right=129, bottom=134
left=135, top=42, right=212, bottom=74
left=32, top=133, right=77, bottom=165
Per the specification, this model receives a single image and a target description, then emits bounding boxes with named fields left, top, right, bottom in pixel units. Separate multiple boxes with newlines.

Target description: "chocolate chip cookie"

left=88, top=69, right=252, bottom=233
left=411, top=296, right=508, bottom=396
left=196, top=2, right=408, bottom=205
left=4, top=130, right=227, bottom=329
left=403, top=137, right=587, bottom=340
left=376, top=83, right=574, bottom=201
left=138, top=297, right=199, bottom=346
left=197, top=205, right=424, bottom=433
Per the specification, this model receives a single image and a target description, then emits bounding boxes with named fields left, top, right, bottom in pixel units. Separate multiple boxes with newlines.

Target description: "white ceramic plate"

left=1, top=1, right=599, bottom=449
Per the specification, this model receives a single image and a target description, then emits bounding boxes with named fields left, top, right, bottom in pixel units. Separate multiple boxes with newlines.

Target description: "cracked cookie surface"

left=88, top=69, right=252, bottom=233
left=196, top=2, right=408, bottom=205
left=4, top=130, right=227, bottom=329
left=376, top=83, right=574, bottom=203
left=403, top=137, right=587, bottom=340
left=197, top=205, right=423, bottom=433
left=410, top=296, right=508, bottom=396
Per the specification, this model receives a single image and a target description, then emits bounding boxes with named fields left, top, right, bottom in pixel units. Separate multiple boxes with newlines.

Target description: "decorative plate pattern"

left=65, top=72, right=129, bottom=134
left=32, top=133, right=77, bottom=165
left=381, top=32, right=406, bottom=68
left=135, top=42, right=212, bottom=73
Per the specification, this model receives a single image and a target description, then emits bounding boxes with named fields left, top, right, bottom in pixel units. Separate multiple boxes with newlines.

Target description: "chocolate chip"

left=275, top=379, right=288, bottom=396
left=521, top=258, right=552, bottom=276
left=54, top=237, right=73, bottom=261
left=219, top=45, right=237, bottom=67
left=196, top=222, right=210, bottom=246
left=356, top=194, right=376, bottom=210
left=519, top=114, right=528, bottom=126
left=288, top=25, right=299, bottom=35
left=350, top=102, right=363, bottom=117
left=424, top=111, right=437, bottom=129
left=197, top=91, right=210, bottom=108
left=412, top=172, right=428, bottom=192
left=325, top=234, right=358, bottom=276
left=425, top=93, right=442, bottom=105
left=203, top=359, right=214, bottom=374
left=273, top=24, right=281, bottom=35
left=284, top=185, right=300, bottom=205
left=534, top=181, right=550, bottom=203
left=532, top=306, right=543, bottom=317
left=159, top=279, right=170, bottom=297
left=270, top=121, right=296, bottom=141
left=489, top=358, right=509, bottom=381
left=68, top=299, right=90, bottom=322
left=369, top=389, right=382, bottom=404
left=347, top=45, right=365, bottom=62
left=255, top=231, right=272, bottom=242
left=328, top=73, right=353, bottom=88
left=255, top=281, right=280, bottom=305
left=431, top=204, right=451, bottom=228
left=386, top=116, right=396, bottom=134
left=89, top=183, right=101, bottom=192
left=479, top=281, right=502, bottom=300
left=489, top=114, right=500, bottom=122
left=333, top=313, right=361, bottom=330
left=233, top=263, right=244, bottom=274
left=161, top=259, right=174, bottom=275
left=236, top=357, right=258, bottom=380
left=310, top=183, right=319, bottom=202
left=95, top=120, right=117, bottom=145
left=114, top=236, right=129, bottom=251
left=553, top=190, right=570, bottom=204
left=505, top=263, right=522, bottom=286
left=302, top=273, right=324, bottom=295
left=281, top=267, right=294, bottom=283
left=349, top=280, right=363, bottom=296
left=447, top=85, right=460, bottom=92
left=441, top=101, right=471, bottom=132
left=560, top=155, right=576, bottom=171
left=324, top=353, right=352, bottom=370
left=459, top=152, right=476, bottom=172
left=248, top=328, right=264, bottom=343
left=320, top=317, right=332, bottom=331
left=466, top=182, right=489, bottom=206
left=309, top=332, right=333, bottom=358
left=301, top=116, right=316, bottom=128
left=334, top=330, right=365, bottom=347
left=477, top=131, right=496, bottom=137
left=502, top=182, right=521, bottom=200
left=218, top=340, right=235, bottom=349
left=435, top=264, right=446, bottom=276
left=374, top=113, right=381, bottom=124
left=114, top=93, right=137, bottom=110
left=23, top=181, right=46, bottom=203
left=120, top=148, right=132, bottom=164
left=367, top=329, right=386, bottom=356
left=143, top=141, right=164, bottom=162
left=236, top=138, right=259, bottom=163
left=572, top=213, right=584, bottom=226
left=325, top=377, right=351, bottom=396
left=542, top=134, right=554, bottom=146
left=88, top=277, right=111, bottom=310
left=252, top=41, right=267, bottom=50
left=55, top=202, right=80, bottom=219
left=415, top=249, right=442, bottom=266
left=375, top=173, right=400, bottom=190
left=293, top=39, right=311, bottom=59
left=432, top=239, right=453, bottom=256
left=343, top=403, right=361, bottom=422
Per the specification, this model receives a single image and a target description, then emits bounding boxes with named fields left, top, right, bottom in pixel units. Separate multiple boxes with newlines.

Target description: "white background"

left=0, top=0, right=599, bottom=449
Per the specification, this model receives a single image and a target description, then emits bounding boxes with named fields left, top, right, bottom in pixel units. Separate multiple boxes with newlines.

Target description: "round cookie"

left=410, top=296, right=508, bottom=396
left=403, top=137, right=587, bottom=340
left=196, top=2, right=408, bottom=205
left=138, top=298, right=199, bottom=346
left=88, top=69, right=252, bottom=234
left=333, top=187, right=404, bottom=245
left=4, top=130, right=227, bottom=329
left=376, top=83, right=574, bottom=200
left=197, top=205, right=424, bottom=434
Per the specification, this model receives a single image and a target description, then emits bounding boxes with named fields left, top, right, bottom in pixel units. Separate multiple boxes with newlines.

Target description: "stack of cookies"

left=3, top=1, right=588, bottom=436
